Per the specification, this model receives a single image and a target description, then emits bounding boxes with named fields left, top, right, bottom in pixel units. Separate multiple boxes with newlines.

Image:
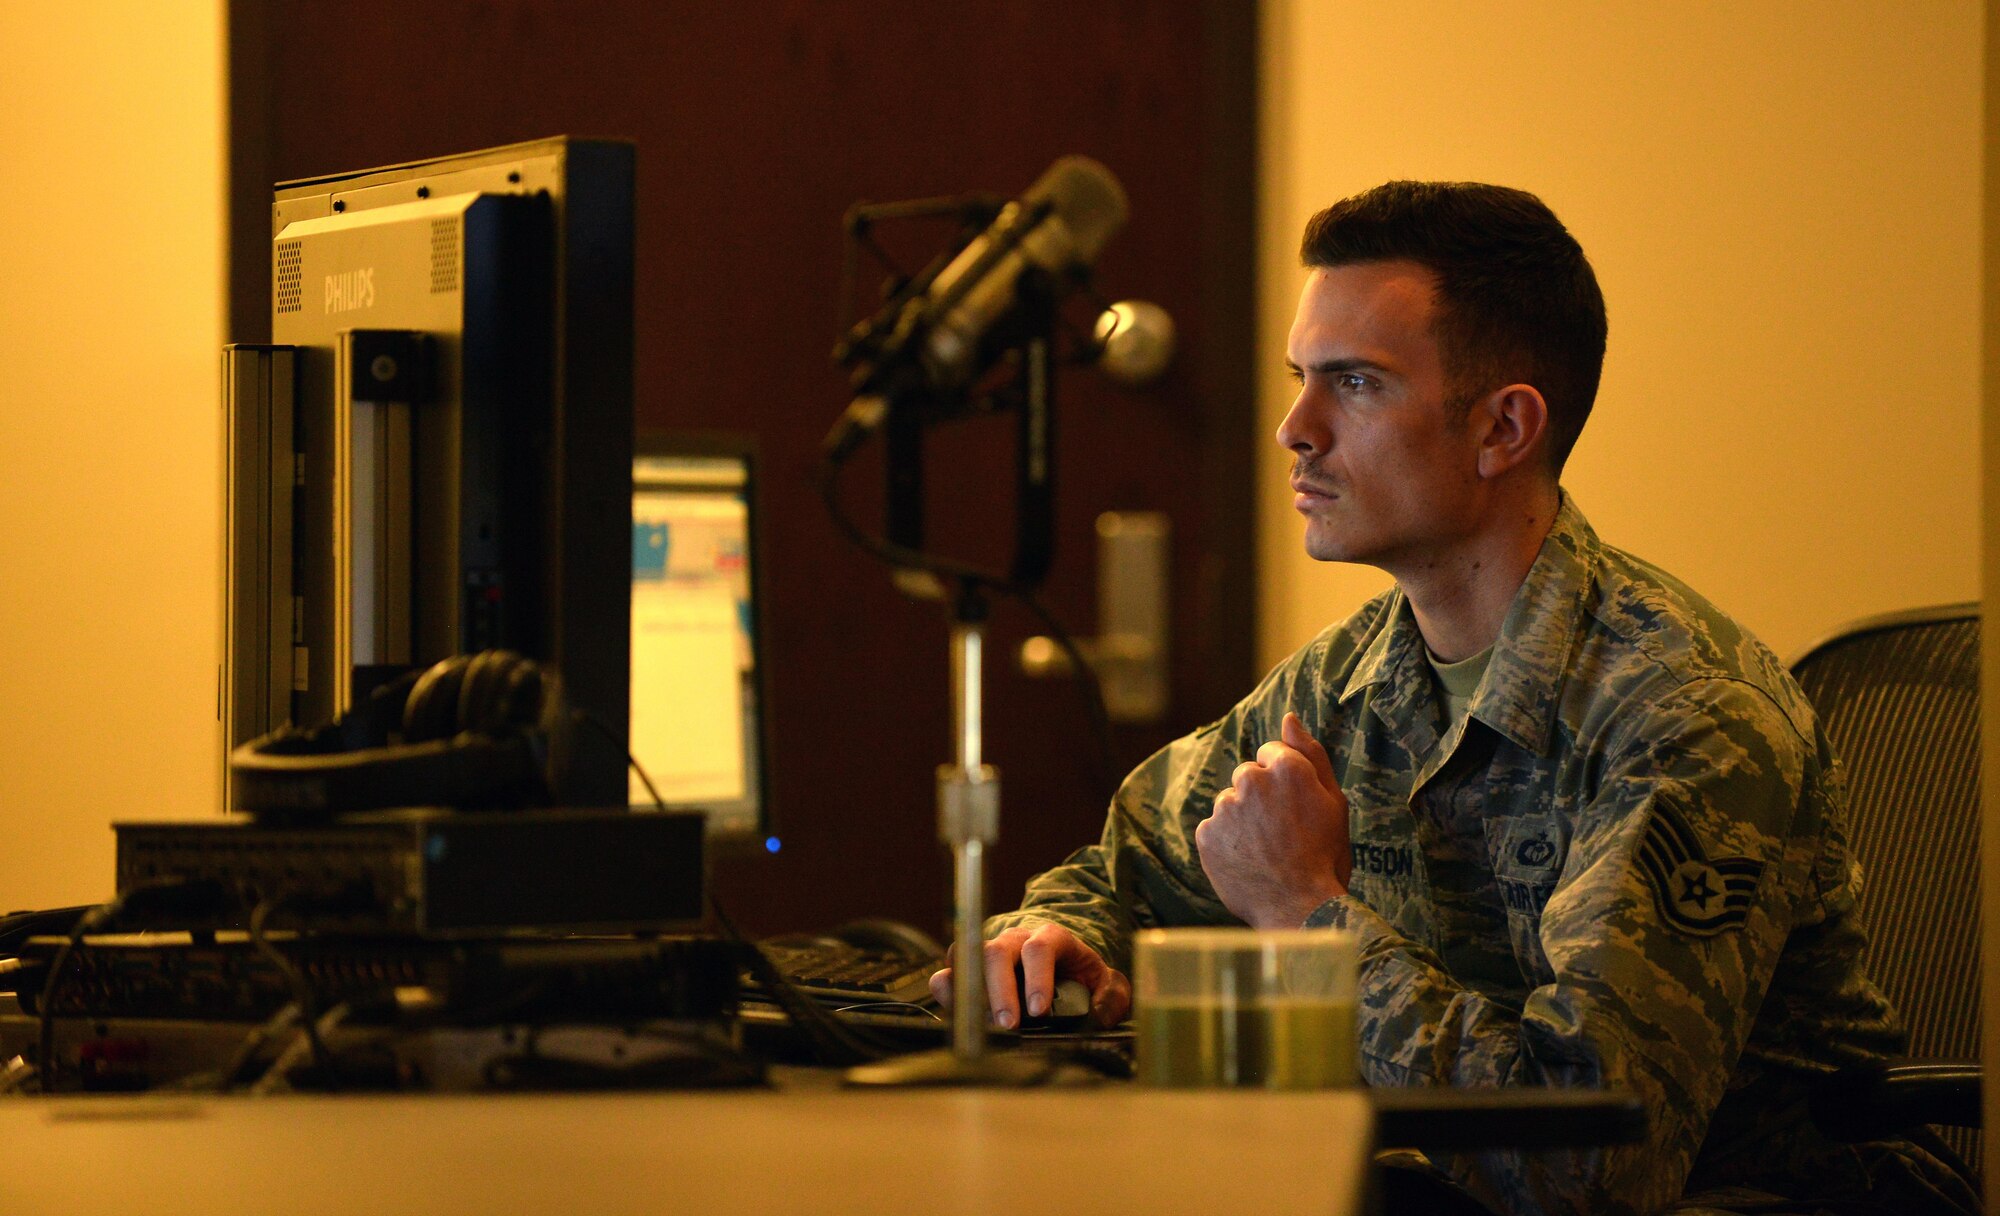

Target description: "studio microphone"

left=828, top=156, right=1129, bottom=458
left=915, top=155, right=1128, bottom=388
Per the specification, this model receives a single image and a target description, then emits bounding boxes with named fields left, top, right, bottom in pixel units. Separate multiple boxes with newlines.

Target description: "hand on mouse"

left=929, top=920, right=1130, bottom=1030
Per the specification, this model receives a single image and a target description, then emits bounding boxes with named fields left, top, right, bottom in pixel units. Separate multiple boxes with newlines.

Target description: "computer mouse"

left=1048, top=979, right=1093, bottom=1021
left=1014, top=966, right=1093, bottom=1031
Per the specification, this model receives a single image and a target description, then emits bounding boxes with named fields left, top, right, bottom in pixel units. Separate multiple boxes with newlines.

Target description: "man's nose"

left=1275, top=392, right=1328, bottom=457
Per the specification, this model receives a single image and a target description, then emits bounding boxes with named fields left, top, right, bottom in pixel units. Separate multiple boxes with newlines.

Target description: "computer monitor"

left=225, top=138, right=634, bottom=808
left=630, top=434, right=771, bottom=845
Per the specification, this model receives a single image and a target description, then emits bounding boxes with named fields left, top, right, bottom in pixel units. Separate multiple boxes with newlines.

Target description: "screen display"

left=630, top=453, right=762, bottom=838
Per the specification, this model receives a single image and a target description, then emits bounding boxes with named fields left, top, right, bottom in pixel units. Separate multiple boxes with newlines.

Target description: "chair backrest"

left=1790, top=604, right=1981, bottom=1172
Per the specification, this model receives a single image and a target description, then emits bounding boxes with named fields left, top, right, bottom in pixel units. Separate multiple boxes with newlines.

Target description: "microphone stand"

left=846, top=282, right=1065, bottom=1088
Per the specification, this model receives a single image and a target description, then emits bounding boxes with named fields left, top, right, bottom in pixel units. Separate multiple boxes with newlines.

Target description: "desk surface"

left=3, top=1086, right=1372, bottom=1216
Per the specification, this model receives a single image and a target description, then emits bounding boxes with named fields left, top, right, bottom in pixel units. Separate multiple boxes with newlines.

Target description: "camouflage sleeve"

left=986, top=638, right=1330, bottom=973
left=1311, top=677, right=1822, bottom=1216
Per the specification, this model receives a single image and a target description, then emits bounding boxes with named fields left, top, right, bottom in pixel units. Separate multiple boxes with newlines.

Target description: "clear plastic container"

left=1134, top=927, right=1359, bottom=1088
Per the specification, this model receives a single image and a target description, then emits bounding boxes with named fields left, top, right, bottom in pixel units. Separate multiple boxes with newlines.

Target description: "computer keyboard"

left=751, top=935, right=940, bottom=1007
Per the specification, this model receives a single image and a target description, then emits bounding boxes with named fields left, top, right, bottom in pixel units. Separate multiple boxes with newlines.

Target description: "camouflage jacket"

left=991, top=496, right=1962, bottom=1215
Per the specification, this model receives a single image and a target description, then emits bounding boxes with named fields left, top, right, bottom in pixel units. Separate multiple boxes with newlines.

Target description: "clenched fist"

left=1195, top=712, right=1353, bottom=928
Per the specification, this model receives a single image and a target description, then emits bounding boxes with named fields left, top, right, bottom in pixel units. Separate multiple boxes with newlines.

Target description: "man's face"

left=1278, top=260, right=1484, bottom=570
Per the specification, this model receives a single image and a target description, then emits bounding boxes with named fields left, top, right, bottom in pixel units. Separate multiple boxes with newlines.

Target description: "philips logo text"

left=325, top=268, right=376, bottom=314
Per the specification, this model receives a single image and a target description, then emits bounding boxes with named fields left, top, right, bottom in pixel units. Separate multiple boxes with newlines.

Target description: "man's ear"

left=1472, top=384, right=1550, bottom=479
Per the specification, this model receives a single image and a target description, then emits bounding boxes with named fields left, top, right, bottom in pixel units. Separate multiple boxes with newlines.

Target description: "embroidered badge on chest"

left=1637, top=803, right=1766, bottom=935
left=1514, top=833, right=1557, bottom=868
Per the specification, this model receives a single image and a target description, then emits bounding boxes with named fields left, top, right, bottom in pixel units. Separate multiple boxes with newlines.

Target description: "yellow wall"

left=1982, top=0, right=1999, bottom=1191
left=0, top=3, right=228, bottom=909
left=0, top=0, right=1976, bottom=923
left=1257, top=1, right=1982, bottom=669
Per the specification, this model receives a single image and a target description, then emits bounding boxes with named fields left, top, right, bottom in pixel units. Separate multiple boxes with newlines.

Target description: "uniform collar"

left=1472, top=493, right=1597, bottom=756
left=1337, top=492, right=1598, bottom=758
left=1339, top=589, right=1442, bottom=759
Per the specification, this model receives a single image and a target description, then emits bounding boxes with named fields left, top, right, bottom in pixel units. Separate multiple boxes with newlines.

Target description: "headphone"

left=230, top=650, right=572, bottom=823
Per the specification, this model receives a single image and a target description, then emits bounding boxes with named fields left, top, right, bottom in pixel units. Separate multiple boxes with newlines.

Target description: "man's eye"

left=1337, top=373, right=1372, bottom=393
left=1286, top=367, right=1305, bottom=385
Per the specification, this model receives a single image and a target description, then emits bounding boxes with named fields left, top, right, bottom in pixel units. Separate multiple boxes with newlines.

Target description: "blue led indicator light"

left=764, top=836, right=782, bottom=854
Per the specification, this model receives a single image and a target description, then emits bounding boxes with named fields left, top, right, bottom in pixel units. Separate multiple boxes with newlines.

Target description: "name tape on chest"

left=1637, top=802, right=1766, bottom=936
left=1350, top=841, right=1415, bottom=879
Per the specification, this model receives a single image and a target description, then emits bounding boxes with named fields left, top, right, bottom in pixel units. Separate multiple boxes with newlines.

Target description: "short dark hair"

left=1300, top=181, right=1607, bottom=474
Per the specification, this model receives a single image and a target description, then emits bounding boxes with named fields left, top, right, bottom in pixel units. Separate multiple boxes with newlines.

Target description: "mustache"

left=1290, top=460, right=1341, bottom=495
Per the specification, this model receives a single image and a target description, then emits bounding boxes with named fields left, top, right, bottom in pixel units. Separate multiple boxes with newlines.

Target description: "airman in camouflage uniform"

left=989, top=493, right=1974, bottom=1214
left=948, top=182, right=1978, bottom=1215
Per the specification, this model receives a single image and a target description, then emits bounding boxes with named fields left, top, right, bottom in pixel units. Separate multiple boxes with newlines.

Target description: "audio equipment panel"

left=115, top=809, right=703, bottom=936
left=9, top=933, right=737, bottom=1024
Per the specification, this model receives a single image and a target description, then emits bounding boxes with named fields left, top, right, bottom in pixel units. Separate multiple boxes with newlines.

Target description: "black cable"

left=837, top=211, right=862, bottom=344
left=33, top=899, right=114, bottom=1093
left=32, top=879, right=223, bottom=1093
left=707, top=896, right=897, bottom=1067
left=163, top=1001, right=303, bottom=1094
left=0, top=906, right=91, bottom=957
left=219, top=1002, right=301, bottom=1093
left=574, top=710, right=903, bottom=1067
left=1009, top=586, right=1118, bottom=803
left=822, top=179, right=1126, bottom=803
left=593, top=710, right=670, bottom=814
left=833, top=1000, right=941, bottom=1020
left=249, top=1002, right=350, bottom=1095
left=816, top=451, right=1119, bottom=803
left=34, top=884, right=161, bottom=1096
left=247, top=897, right=334, bottom=1086
left=815, top=450, right=1007, bottom=590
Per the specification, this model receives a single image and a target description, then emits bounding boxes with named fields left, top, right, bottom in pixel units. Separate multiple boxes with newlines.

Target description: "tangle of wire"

left=29, top=880, right=245, bottom=1093
left=33, top=900, right=116, bottom=1094
left=579, top=710, right=907, bottom=1068
left=246, top=895, right=335, bottom=1086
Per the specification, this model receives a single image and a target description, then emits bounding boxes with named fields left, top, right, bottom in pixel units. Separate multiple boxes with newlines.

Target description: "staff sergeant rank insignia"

left=1637, top=803, right=1766, bottom=936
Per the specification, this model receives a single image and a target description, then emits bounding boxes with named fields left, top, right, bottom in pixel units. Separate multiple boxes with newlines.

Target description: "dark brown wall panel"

left=234, top=0, right=1256, bottom=938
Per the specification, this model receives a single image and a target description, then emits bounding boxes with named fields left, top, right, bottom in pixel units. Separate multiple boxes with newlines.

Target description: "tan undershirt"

left=1426, top=644, right=1494, bottom=727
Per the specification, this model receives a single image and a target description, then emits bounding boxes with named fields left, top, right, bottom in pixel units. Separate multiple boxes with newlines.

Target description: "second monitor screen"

left=631, top=451, right=762, bottom=839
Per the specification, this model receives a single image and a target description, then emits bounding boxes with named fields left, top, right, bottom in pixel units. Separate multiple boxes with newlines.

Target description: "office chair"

left=1789, top=604, right=1982, bottom=1177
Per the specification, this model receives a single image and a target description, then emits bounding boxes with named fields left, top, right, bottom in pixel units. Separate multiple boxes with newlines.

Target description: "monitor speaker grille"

left=430, top=219, right=459, bottom=294
left=275, top=241, right=303, bottom=314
